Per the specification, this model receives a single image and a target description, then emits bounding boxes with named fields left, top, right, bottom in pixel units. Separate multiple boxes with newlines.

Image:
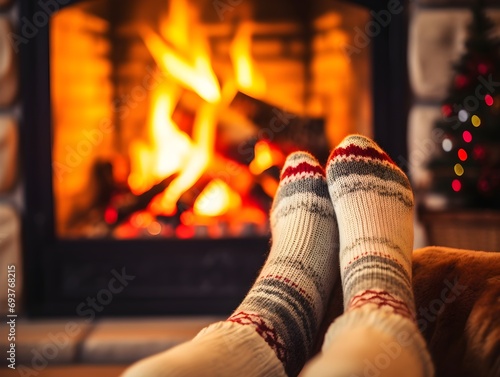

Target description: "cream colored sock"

left=301, top=135, right=434, bottom=377
left=121, top=151, right=340, bottom=377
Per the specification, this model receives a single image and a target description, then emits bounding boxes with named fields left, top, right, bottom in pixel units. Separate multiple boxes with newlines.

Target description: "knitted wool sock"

left=301, top=135, right=434, bottom=377
left=121, top=151, right=339, bottom=377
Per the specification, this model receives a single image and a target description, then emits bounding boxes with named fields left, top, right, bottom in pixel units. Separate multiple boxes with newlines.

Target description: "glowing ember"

left=250, top=141, right=274, bottom=175
left=194, top=179, right=241, bottom=217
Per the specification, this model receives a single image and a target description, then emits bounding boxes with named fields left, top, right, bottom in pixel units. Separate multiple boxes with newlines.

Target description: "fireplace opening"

left=50, top=0, right=372, bottom=240
left=21, top=0, right=408, bottom=316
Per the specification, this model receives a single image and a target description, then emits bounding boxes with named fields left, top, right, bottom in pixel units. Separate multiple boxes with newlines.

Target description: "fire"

left=139, top=0, right=220, bottom=103
left=249, top=141, right=284, bottom=175
left=193, top=179, right=241, bottom=217
left=156, top=103, right=217, bottom=213
left=129, top=2, right=271, bottom=223
left=230, top=23, right=266, bottom=97
left=159, top=0, right=190, bottom=53
left=128, top=82, right=192, bottom=195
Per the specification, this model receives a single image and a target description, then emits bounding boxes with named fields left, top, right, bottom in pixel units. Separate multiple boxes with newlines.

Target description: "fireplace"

left=20, top=0, right=409, bottom=316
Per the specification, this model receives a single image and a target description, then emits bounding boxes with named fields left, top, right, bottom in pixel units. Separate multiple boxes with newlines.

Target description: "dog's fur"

left=314, top=246, right=500, bottom=377
left=413, top=246, right=500, bottom=377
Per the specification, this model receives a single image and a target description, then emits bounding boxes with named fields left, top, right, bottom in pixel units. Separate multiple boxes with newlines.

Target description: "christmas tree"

left=427, top=1, right=500, bottom=209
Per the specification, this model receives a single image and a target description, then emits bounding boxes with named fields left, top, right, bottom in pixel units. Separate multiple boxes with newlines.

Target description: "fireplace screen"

left=49, top=0, right=372, bottom=240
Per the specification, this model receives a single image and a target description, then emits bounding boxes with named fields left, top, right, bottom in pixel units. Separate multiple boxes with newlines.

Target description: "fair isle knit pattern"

left=326, top=134, right=415, bottom=318
left=319, top=134, right=434, bottom=377
left=228, top=151, right=339, bottom=377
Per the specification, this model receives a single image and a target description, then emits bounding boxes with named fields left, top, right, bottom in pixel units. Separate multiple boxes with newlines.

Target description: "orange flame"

left=230, top=23, right=266, bottom=97
left=128, top=81, right=192, bottom=194
left=132, top=3, right=272, bottom=220
left=249, top=141, right=283, bottom=175
left=155, top=103, right=217, bottom=213
left=193, top=179, right=241, bottom=217
left=139, top=0, right=220, bottom=103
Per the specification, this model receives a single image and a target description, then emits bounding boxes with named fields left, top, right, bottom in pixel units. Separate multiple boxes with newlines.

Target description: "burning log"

left=111, top=174, right=179, bottom=225
left=229, top=91, right=330, bottom=164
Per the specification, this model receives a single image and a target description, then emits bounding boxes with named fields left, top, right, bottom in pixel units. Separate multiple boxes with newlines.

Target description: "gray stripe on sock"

left=244, top=280, right=318, bottom=376
left=343, top=256, right=412, bottom=288
left=341, top=236, right=411, bottom=266
left=272, top=200, right=335, bottom=220
left=274, top=177, right=330, bottom=205
left=330, top=182, right=413, bottom=208
left=266, top=257, right=331, bottom=302
left=329, top=159, right=411, bottom=189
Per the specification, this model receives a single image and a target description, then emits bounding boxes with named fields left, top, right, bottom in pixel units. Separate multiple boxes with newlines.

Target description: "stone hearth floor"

left=0, top=317, right=222, bottom=373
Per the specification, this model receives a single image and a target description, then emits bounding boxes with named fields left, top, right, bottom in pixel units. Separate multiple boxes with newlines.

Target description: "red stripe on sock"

left=347, top=290, right=413, bottom=320
left=227, top=311, right=287, bottom=364
left=260, top=274, right=313, bottom=302
left=281, top=161, right=324, bottom=180
left=329, top=144, right=395, bottom=165
left=344, top=251, right=404, bottom=270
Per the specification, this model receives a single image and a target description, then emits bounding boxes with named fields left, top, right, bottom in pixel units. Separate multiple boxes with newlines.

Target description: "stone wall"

left=0, top=0, right=22, bottom=314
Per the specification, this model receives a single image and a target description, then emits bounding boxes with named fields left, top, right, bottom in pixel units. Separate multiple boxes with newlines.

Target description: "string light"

left=458, top=148, right=468, bottom=161
left=471, top=115, right=481, bottom=127
left=441, top=104, right=453, bottom=117
left=463, top=130, right=472, bottom=143
left=452, top=179, right=462, bottom=192
left=454, top=163, right=464, bottom=176
left=485, top=94, right=494, bottom=106
left=458, top=109, right=469, bottom=122
left=478, top=63, right=489, bottom=75
left=473, top=145, right=486, bottom=160
left=442, top=138, right=453, bottom=152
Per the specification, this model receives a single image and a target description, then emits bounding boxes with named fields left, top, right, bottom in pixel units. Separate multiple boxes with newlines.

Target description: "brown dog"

left=313, top=246, right=500, bottom=377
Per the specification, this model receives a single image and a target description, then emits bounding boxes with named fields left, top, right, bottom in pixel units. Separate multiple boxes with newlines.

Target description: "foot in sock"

left=301, top=135, right=434, bottom=377
left=121, top=151, right=340, bottom=377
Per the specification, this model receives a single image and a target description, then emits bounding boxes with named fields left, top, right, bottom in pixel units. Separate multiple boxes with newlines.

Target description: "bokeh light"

left=454, top=163, right=464, bottom=176
left=471, top=115, right=481, bottom=127
left=473, top=145, right=486, bottom=160
left=463, top=131, right=472, bottom=143
left=441, top=104, right=453, bottom=117
left=485, top=94, right=494, bottom=106
left=452, top=179, right=462, bottom=192
left=442, top=138, right=453, bottom=152
left=458, top=109, right=468, bottom=122
left=458, top=148, right=468, bottom=161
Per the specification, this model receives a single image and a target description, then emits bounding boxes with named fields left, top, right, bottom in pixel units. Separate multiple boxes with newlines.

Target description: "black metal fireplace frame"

left=20, top=0, right=410, bottom=317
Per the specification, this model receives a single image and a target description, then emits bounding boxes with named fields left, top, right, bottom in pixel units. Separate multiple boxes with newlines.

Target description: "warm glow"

left=140, top=0, right=221, bottom=105
left=194, top=179, right=241, bottom=217
left=128, top=82, right=192, bottom=194
left=155, top=103, right=217, bottom=213
left=141, top=0, right=221, bottom=102
left=249, top=141, right=283, bottom=175
left=160, top=0, right=190, bottom=53
left=250, top=141, right=274, bottom=175
left=230, top=23, right=266, bottom=97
